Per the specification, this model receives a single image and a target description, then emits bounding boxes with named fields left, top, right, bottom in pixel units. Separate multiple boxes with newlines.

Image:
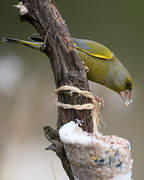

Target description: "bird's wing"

left=29, top=35, right=113, bottom=60
left=72, top=38, right=113, bottom=60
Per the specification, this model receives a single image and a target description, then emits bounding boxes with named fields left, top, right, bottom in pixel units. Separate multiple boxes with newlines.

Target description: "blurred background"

left=0, top=0, right=143, bottom=179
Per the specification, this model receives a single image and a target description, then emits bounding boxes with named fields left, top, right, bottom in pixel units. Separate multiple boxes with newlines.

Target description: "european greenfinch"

left=2, top=36, right=133, bottom=105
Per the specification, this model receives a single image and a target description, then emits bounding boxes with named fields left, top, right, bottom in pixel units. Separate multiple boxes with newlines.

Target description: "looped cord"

left=55, top=85, right=99, bottom=132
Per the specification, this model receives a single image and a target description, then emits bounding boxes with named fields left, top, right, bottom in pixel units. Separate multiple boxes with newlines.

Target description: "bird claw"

left=82, top=61, right=89, bottom=73
left=94, top=95, right=104, bottom=111
left=40, top=29, right=50, bottom=52
left=84, top=65, right=89, bottom=73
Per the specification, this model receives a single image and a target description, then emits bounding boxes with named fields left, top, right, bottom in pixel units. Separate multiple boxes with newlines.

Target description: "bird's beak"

left=120, top=90, right=133, bottom=106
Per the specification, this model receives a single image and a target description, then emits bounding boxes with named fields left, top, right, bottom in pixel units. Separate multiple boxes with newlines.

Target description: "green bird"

left=2, top=36, right=133, bottom=106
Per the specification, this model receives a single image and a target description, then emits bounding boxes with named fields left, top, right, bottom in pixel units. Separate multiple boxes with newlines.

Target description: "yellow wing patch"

left=73, top=39, right=113, bottom=60
left=75, top=46, right=113, bottom=60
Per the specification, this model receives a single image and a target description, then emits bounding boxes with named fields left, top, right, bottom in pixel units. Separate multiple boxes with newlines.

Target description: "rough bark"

left=16, top=0, right=96, bottom=179
left=20, top=0, right=93, bottom=131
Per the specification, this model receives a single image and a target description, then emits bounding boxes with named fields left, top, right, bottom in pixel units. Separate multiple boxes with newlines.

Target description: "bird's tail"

left=2, top=37, right=41, bottom=49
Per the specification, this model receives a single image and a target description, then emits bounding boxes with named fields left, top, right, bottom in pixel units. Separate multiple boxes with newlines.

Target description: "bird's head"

left=109, top=57, right=133, bottom=106
left=103, top=54, right=133, bottom=106
left=119, top=78, right=133, bottom=106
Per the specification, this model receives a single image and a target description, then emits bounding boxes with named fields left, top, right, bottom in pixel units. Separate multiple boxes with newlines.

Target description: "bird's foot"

left=40, top=29, right=50, bottom=52
left=82, top=61, right=89, bottom=73
left=94, top=95, right=104, bottom=111
left=84, top=65, right=89, bottom=73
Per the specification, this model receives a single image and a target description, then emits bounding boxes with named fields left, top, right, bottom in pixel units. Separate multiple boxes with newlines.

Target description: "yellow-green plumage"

left=2, top=36, right=133, bottom=104
left=72, top=38, right=133, bottom=94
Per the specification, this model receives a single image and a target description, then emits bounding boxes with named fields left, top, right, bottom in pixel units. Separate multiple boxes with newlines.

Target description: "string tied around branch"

left=55, top=85, right=100, bottom=133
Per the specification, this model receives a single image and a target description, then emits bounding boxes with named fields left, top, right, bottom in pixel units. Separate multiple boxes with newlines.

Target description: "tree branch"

left=15, top=0, right=97, bottom=179
left=19, top=0, right=94, bottom=132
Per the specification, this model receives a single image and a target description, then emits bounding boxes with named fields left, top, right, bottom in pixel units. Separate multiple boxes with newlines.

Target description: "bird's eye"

left=126, top=81, right=132, bottom=90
